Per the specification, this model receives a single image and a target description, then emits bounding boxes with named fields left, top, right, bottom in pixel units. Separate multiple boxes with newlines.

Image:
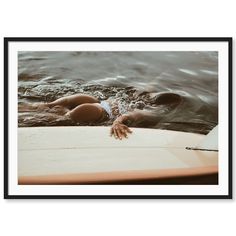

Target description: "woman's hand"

left=110, top=121, right=132, bottom=140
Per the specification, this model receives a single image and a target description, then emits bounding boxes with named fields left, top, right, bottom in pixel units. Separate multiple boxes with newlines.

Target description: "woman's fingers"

left=111, top=127, right=118, bottom=138
left=113, top=127, right=120, bottom=139
left=110, top=124, right=133, bottom=140
left=118, top=128, right=127, bottom=139
left=110, top=127, right=114, bottom=136
left=122, top=129, right=128, bottom=138
left=117, top=127, right=130, bottom=139
left=125, top=126, right=132, bottom=133
left=116, top=128, right=124, bottom=140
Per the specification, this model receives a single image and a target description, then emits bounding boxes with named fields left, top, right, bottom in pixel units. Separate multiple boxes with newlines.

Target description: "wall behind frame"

left=0, top=1, right=235, bottom=236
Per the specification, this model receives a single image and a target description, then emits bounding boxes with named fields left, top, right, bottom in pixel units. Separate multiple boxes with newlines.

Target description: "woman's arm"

left=110, top=114, right=134, bottom=139
left=110, top=110, right=160, bottom=140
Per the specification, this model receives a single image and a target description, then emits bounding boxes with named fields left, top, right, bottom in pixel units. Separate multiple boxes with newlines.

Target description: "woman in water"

left=19, top=93, right=182, bottom=139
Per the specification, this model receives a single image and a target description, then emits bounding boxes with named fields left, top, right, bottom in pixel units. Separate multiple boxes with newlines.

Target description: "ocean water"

left=18, top=51, right=218, bottom=134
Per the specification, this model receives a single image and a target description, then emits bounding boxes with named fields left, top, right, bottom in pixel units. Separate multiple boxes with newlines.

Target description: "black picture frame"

left=4, top=37, right=232, bottom=199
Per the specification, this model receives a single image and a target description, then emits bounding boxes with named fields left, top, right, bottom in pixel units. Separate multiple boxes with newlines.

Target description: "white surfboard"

left=18, top=126, right=218, bottom=184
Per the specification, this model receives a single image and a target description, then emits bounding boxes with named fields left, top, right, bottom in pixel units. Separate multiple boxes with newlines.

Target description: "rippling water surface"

left=18, top=51, right=218, bottom=134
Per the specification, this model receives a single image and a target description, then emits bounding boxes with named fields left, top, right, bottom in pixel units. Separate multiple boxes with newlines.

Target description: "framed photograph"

left=4, top=37, right=232, bottom=199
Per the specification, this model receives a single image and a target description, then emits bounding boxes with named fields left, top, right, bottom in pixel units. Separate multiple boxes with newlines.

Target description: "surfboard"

left=18, top=126, right=218, bottom=185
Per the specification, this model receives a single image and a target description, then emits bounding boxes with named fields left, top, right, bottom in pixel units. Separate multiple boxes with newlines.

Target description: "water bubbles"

left=93, top=91, right=106, bottom=100
left=115, top=91, right=129, bottom=100
left=128, top=101, right=136, bottom=110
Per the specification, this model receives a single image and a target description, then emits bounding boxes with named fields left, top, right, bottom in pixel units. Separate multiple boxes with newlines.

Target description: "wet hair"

left=154, top=93, right=182, bottom=106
